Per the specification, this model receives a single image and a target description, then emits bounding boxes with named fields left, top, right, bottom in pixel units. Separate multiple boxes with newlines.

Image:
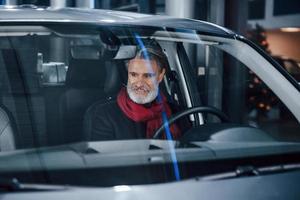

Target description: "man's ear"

left=158, top=68, right=166, bottom=83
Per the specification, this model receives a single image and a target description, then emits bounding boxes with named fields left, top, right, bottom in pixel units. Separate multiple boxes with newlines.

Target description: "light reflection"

left=134, top=33, right=181, bottom=181
left=114, top=185, right=132, bottom=192
left=100, top=19, right=116, bottom=23
left=280, top=27, right=300, bottom=32
left=2, top=5, right=17, bottom=10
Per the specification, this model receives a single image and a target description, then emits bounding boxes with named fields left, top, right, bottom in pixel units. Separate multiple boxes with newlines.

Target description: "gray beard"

left=127, top=85, right=159, bottom=104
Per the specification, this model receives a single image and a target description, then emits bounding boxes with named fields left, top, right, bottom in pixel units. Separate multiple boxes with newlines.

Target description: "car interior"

left=1, top=24, right=300, bottom=152
left=0, top=22, right=300, bottom=199
left=0, top=27, right=195, bottom=150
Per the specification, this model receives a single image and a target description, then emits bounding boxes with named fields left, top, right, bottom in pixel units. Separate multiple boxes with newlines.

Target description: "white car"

left=0, top=5, right=300, bottom=200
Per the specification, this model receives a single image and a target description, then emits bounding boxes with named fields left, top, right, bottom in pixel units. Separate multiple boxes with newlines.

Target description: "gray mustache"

left=127, top=84, right=150, bottom=92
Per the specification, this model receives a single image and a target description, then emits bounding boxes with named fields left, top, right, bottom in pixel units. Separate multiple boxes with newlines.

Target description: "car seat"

left=0, top=106, right=16, bottom=151
left=0, top=39, right=47, bottom=149
left=58, top=59, right=122, bottom=144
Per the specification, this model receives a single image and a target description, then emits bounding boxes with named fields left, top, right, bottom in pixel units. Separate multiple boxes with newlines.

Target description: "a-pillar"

left=76, top=0, right=94, bottom=8
left=224, top=0, right=248, bottom=122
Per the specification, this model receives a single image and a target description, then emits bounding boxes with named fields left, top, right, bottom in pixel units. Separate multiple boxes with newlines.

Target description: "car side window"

left=183, top=42, right=300, bottom=142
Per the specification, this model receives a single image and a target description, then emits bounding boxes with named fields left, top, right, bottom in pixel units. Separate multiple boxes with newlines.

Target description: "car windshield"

left=0, top=24, right=300, bottom=187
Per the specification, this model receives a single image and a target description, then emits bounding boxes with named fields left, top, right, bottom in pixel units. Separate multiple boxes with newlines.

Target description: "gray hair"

left=125, top=42, right=168, bottom=71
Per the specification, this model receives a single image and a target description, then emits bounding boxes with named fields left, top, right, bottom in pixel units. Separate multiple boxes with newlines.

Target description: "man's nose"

left=134, top=75, right=145, bottom=85
left=135, top=79, right=145, bottom=87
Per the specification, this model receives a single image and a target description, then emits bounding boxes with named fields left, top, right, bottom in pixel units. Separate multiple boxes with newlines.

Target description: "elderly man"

left=89, top=43, right=180, bottom=140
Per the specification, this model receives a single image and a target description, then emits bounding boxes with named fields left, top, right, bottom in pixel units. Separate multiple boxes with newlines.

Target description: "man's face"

left=127, top=58, right=165, bottom=104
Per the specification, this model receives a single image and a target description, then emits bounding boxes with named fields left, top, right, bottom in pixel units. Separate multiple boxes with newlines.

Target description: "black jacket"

left=84, top=99, right=146, bottom=141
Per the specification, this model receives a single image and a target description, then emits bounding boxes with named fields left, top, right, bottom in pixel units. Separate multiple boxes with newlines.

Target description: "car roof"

left=0, top=5, right=236, bottom=38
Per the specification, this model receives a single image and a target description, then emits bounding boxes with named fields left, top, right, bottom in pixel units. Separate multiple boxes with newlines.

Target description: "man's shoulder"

left=92, top=97, right=119, bottom=112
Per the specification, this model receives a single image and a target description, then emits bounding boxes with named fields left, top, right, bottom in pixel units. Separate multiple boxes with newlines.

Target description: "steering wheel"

left=152, top=106, right=230, bottom=139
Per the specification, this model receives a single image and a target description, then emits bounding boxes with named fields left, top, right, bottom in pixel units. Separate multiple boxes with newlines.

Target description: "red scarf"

left=117, top=88, right=181, bottom=139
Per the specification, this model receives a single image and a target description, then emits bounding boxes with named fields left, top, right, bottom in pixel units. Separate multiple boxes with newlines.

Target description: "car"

left=0, top=5, right=300, bottom=200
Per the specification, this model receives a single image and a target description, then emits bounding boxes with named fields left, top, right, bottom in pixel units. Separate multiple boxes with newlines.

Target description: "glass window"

left=1, top=24, right=300, bottom=188
left=248, top=0, right=265, bottom=20
left=274, top=0, right=300, bottom=16
left=182, top=40, right=300, bottom=142
left=19, top=0, right=50, bottom=6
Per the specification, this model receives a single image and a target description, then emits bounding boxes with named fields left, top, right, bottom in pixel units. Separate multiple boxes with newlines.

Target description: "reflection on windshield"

left=0, top=25, right=300, bottom=188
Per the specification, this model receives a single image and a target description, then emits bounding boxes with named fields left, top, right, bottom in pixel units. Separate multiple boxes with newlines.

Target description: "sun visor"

left=70, top=30, right=136, bottom=60
left=113, top=45, right=136, bottom=60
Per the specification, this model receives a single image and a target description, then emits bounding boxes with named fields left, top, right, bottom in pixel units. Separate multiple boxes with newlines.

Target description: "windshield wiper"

left=198, top=163, right=300, bottom=181
left=0, top=177, right=66, bottom=192
left=0, top=178, right=21, bottom=192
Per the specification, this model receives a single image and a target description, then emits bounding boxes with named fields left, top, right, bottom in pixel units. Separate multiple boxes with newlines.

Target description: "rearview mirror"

left=70, top=44, right=136, bottom=60
left=70, top=38, right=101, bottom=59
left=71, top=45, right=100, bottom=59
left=114, top=45, right=136, bottom=60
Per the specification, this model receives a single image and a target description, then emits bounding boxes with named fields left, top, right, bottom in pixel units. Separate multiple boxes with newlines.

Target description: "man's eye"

left=130, top=72, right=137, bottom=77
left=144, top=73, right=155, bottom=78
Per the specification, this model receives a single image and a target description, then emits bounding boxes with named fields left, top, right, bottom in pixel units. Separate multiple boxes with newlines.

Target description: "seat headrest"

left=66, top=59, right=106, bottom=89
left=104, top=61, right=122, bottom=95
left=1, top=49, right=40, bottom=95
left=66, top=59, right=122, bottom=95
